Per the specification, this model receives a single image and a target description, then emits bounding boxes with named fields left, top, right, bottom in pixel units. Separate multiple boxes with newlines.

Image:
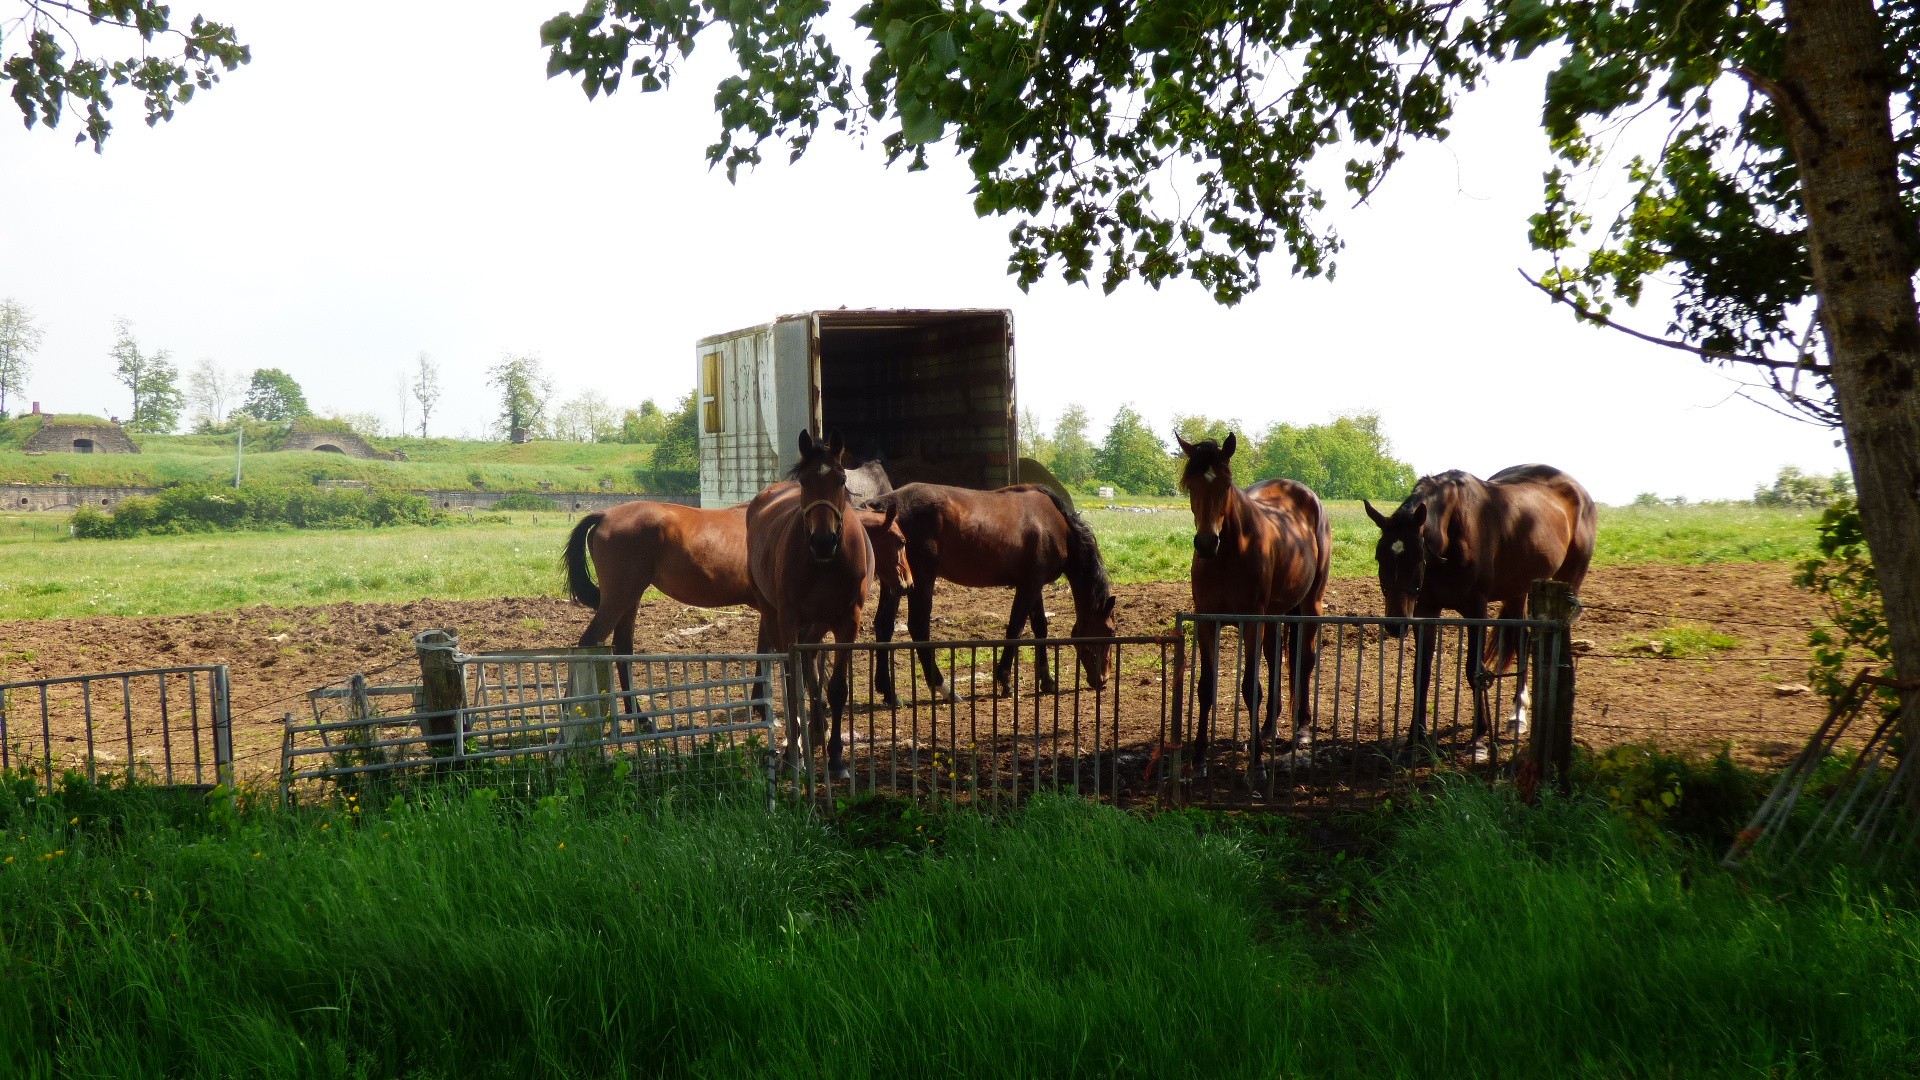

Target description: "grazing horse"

left=1363, top=464, right=1596, bottom=757
left=1176, top=433, right=1331, bottom=777
left=563, top=499, right=910, bottom=709
left=868, top=483, right=1117, bottom=702
left=748, top=430, right=883, bottom=780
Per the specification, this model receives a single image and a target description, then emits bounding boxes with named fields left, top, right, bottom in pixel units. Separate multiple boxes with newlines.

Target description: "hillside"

left=0, top=427, right=670, bottom=493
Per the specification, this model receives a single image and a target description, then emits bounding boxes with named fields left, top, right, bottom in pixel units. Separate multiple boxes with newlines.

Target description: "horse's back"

left=1243, top=477, right=1332, bottom=609
left=1485, top=464, right=1596, bottom=587
left=876, top=483, right=1067, bottom=586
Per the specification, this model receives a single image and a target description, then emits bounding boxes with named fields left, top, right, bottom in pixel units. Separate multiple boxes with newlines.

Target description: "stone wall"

left=3, top=484, right=161, bottom=512
left=280, top=430, right=391, bottom=459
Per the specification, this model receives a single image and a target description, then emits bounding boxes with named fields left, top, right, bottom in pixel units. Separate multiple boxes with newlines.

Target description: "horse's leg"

left=578, top=566, right=644, bottom=717
left=611, top=608, right=645, bottom=727
left=1286, top=615, right=1319, bottom=753
left=1495, top=599, right=1530, bottom=738
left=759, top=614, right=803, bottom=774
left=1406, top=604, right=1441, bottom=754
left=1239, top=622, right=1267, bottom=778
left=994, top=582, right=1042, bottom=697
left=1460, top=600, right=1495, bottom=760
left=907, top=578, right=949, bottom=701
left=1194, top=618, right=1220, bottom=777
left=1028, top=591, right=1058, bottom=695
left=826, top=621, right=855, bottom=781
left=872, top=583, right=902, bottom=706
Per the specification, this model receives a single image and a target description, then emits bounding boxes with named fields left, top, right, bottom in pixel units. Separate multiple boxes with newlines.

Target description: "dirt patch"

left=0, top=564, right=1831, bottom=778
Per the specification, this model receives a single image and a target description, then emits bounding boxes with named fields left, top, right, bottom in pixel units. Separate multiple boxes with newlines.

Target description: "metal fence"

left=280, top=651, right=786, bottom=803
left=1170, top=613, right=1562, bottom=807
left=0, top=665, right=233, bottom=791
left=787, top=635, right=1181, bottom=808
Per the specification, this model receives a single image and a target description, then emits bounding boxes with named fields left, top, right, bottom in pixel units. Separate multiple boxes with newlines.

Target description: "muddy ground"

left=0, top=563, right=1833, bottom=780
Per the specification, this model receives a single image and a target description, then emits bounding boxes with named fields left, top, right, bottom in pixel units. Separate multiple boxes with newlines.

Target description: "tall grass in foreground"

left=1, top=781, right=1914, bottom=1078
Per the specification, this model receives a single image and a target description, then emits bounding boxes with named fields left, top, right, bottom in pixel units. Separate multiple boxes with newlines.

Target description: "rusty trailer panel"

left=697, top=309, right=1017, bottom=507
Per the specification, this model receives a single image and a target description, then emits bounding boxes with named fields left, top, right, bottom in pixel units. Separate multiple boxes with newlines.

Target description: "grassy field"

left=0, top=779, right=1912, bottom=1078
left=0, top=502, right=1824, bottom=620
left=0, top=431, right=661, bottom=493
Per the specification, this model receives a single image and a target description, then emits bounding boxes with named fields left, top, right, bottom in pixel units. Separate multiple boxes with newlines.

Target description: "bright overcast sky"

left=0, top=1, right=1850, bottom=504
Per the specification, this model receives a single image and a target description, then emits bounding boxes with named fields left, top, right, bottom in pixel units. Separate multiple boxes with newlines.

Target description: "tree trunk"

left=1778, top=0, right=1920, bottom=796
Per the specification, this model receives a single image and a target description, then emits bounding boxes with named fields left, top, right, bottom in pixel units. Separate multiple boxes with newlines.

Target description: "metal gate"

left=1171, top=613, right=1563, bottom=806
left=0, top=665, right=233, bottom=791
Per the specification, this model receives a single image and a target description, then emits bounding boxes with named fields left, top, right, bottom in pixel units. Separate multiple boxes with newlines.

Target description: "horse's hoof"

left=1468, top=742, right=1493, bottom=765
left=1036, top=678, right=1059, bottom=696
left=993, top=678, right=1012, bottom=698
left=927, top=683, right=956, bottom=703
left=829, top=764, right=852, bottom=782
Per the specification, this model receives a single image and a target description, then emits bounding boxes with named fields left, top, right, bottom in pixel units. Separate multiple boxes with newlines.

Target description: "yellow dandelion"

left=252, top=851, right=262, bottom=858
left=320, top=823, right=330, bottom=831
left=68, top=817, right=78, bottom=825
left=3, top=856, right=12, bottom=864
left=54, top=849, right=64, bottom=857
left=557, top=842, right=567, bottom=850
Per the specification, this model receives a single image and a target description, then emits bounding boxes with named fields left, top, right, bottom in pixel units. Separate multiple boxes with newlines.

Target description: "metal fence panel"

left=0, top=665, right=233, bottom=791
left=281, top=652, right=787, bottom=804
left=788, top=636, right=1179, bottom=808
left=1172, top=614, right=1558, bottom=808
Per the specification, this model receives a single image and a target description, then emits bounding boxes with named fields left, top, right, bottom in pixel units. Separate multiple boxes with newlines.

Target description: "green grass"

left=0, top=502, right=1828, bottom=620
left=0, top=432, right=660, bottom=493
left=1623, top=621, right=1743, bottom=658
left=0, top=779, right=1913, bottom=1078
left=0, top=512, right=578, bottom=618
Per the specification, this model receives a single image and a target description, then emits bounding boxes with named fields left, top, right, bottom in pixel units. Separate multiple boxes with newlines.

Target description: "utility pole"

left=234, top=427, right=243, bottom=488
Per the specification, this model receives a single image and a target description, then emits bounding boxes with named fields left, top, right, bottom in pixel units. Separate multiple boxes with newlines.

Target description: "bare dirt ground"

left=0, top=563, right=1832, bottom=781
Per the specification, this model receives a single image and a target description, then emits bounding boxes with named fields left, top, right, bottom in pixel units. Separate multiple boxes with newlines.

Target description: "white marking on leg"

left=1508, top=684, right=1532, bottom=737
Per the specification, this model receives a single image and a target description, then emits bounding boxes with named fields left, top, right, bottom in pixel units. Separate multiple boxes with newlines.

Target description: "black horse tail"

left=564, top=512, right=604, bottom=609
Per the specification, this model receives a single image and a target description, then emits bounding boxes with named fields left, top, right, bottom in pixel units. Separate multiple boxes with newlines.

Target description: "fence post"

left=212, top=665, right=235, bottom=788
left=1526, top=580, right=1577, bottom=795
left=414, top=630, right=465, bottom=758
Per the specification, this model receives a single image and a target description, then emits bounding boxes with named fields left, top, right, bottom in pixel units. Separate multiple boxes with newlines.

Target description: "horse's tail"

left=564, top=512, right=605, bottom=609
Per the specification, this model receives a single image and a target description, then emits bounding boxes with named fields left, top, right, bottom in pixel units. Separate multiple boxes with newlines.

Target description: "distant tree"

left=1251, top=412, right=1415, bottom=500
left=185, top=358, right=240, bottom=430
left=1172, top=413, right=1242, bottom=451
left=1050, top=404, right=1096, bottom=486
left=109, top=319, right=184, bottom=433
left=0, top=298, right=41, bottom=415
left=336, top=412, right=384, bottom=440
left=651, top=392, right=699, bottom=471
left=618, top=398, right=671, bottom=445
left=1632, top=492, right=1663, bottom=508
left=1095, top=404, right=1176, bottom=496
left=238, top=368, right=311, bottom=421
left=411, top=352, right=442, bottom=438
left=553, top=389, right=619, bottom=442
left=487, top=354, right=552, bottom=439
left=1756, top=466, right=1855, bottom=508
left=1018, top=407, right=1053, bottom=463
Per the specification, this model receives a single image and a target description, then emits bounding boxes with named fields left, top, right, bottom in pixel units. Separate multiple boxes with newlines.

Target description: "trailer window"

left=700, top=353, right=723, bottom=432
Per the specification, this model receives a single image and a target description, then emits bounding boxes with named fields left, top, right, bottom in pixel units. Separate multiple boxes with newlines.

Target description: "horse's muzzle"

left=1193, top=533, right=1221, bottom=559
left=809, top=535, right=841, bottom=562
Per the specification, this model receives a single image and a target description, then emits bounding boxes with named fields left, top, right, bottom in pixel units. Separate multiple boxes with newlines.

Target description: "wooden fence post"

left=1527, top=580, right=1578, bottom=795
left=414, top=629, right=465, bottom=758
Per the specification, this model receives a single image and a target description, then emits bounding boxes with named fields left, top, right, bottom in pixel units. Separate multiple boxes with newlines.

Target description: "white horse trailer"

left=696, top=309, right=1018, bottom=507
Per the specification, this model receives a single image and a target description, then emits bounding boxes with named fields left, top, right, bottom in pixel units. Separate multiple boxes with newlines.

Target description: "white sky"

left=0, top=1, right=1850, bottom=504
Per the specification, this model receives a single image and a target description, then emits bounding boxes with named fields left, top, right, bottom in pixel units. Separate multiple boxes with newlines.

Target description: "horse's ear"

left=1174, top=433, right=1195, bottom=456
left=827, top=430, right=845, bottom=457
left=797, top=429, right=815, bottom=456
left=1363, top=499, right=1390, bottom=529
left=1222, top=432, right=1237, bottom=459
left=880, top=502, right=898, bottom=531
left=1409, top=502, right=1427, bottom=529
left=1102, top=594, right=1117, bottom=618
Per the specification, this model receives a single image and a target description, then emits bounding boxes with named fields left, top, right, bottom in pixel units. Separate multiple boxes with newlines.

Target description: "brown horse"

left=868, top=483, right=1117, bottom=703
left=747, top=430, right=882, bottom=779
left=1176, top=433, right=1332, bottom=777
left=563, top=499, right=909, bottom=709
left=1363, top=464, right=1596, bottom=757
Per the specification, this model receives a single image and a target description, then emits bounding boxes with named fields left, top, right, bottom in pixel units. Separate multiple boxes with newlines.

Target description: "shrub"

left=1795, top=497, right=1896, bottom=723
left=1573, top=742, right=1767, bottom=850
left=69, top=482, right=444, bottom=538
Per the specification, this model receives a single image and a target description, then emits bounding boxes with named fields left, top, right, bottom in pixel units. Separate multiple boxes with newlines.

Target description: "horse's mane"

left=1042, top=487, right=1112, bottom=609
left=1399, top=470, right=1474, bottom=517
left=1177, top=440, right=1231, bottom=493
left=784, top=450, right=844, bottom=482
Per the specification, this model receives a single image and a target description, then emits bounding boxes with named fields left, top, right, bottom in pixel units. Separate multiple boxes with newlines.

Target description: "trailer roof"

left=698, top=308, right=1010, bottom=346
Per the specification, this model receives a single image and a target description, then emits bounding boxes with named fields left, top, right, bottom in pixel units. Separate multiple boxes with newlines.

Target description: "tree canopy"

left=2, top=1, right=249, bottom=150
left=239, top=368, right=311, bottom=422
left=109, top=318, right=182, bottom=433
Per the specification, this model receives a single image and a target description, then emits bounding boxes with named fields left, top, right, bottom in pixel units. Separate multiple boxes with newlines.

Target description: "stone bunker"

left=21, top=418, right=140, bottom=454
